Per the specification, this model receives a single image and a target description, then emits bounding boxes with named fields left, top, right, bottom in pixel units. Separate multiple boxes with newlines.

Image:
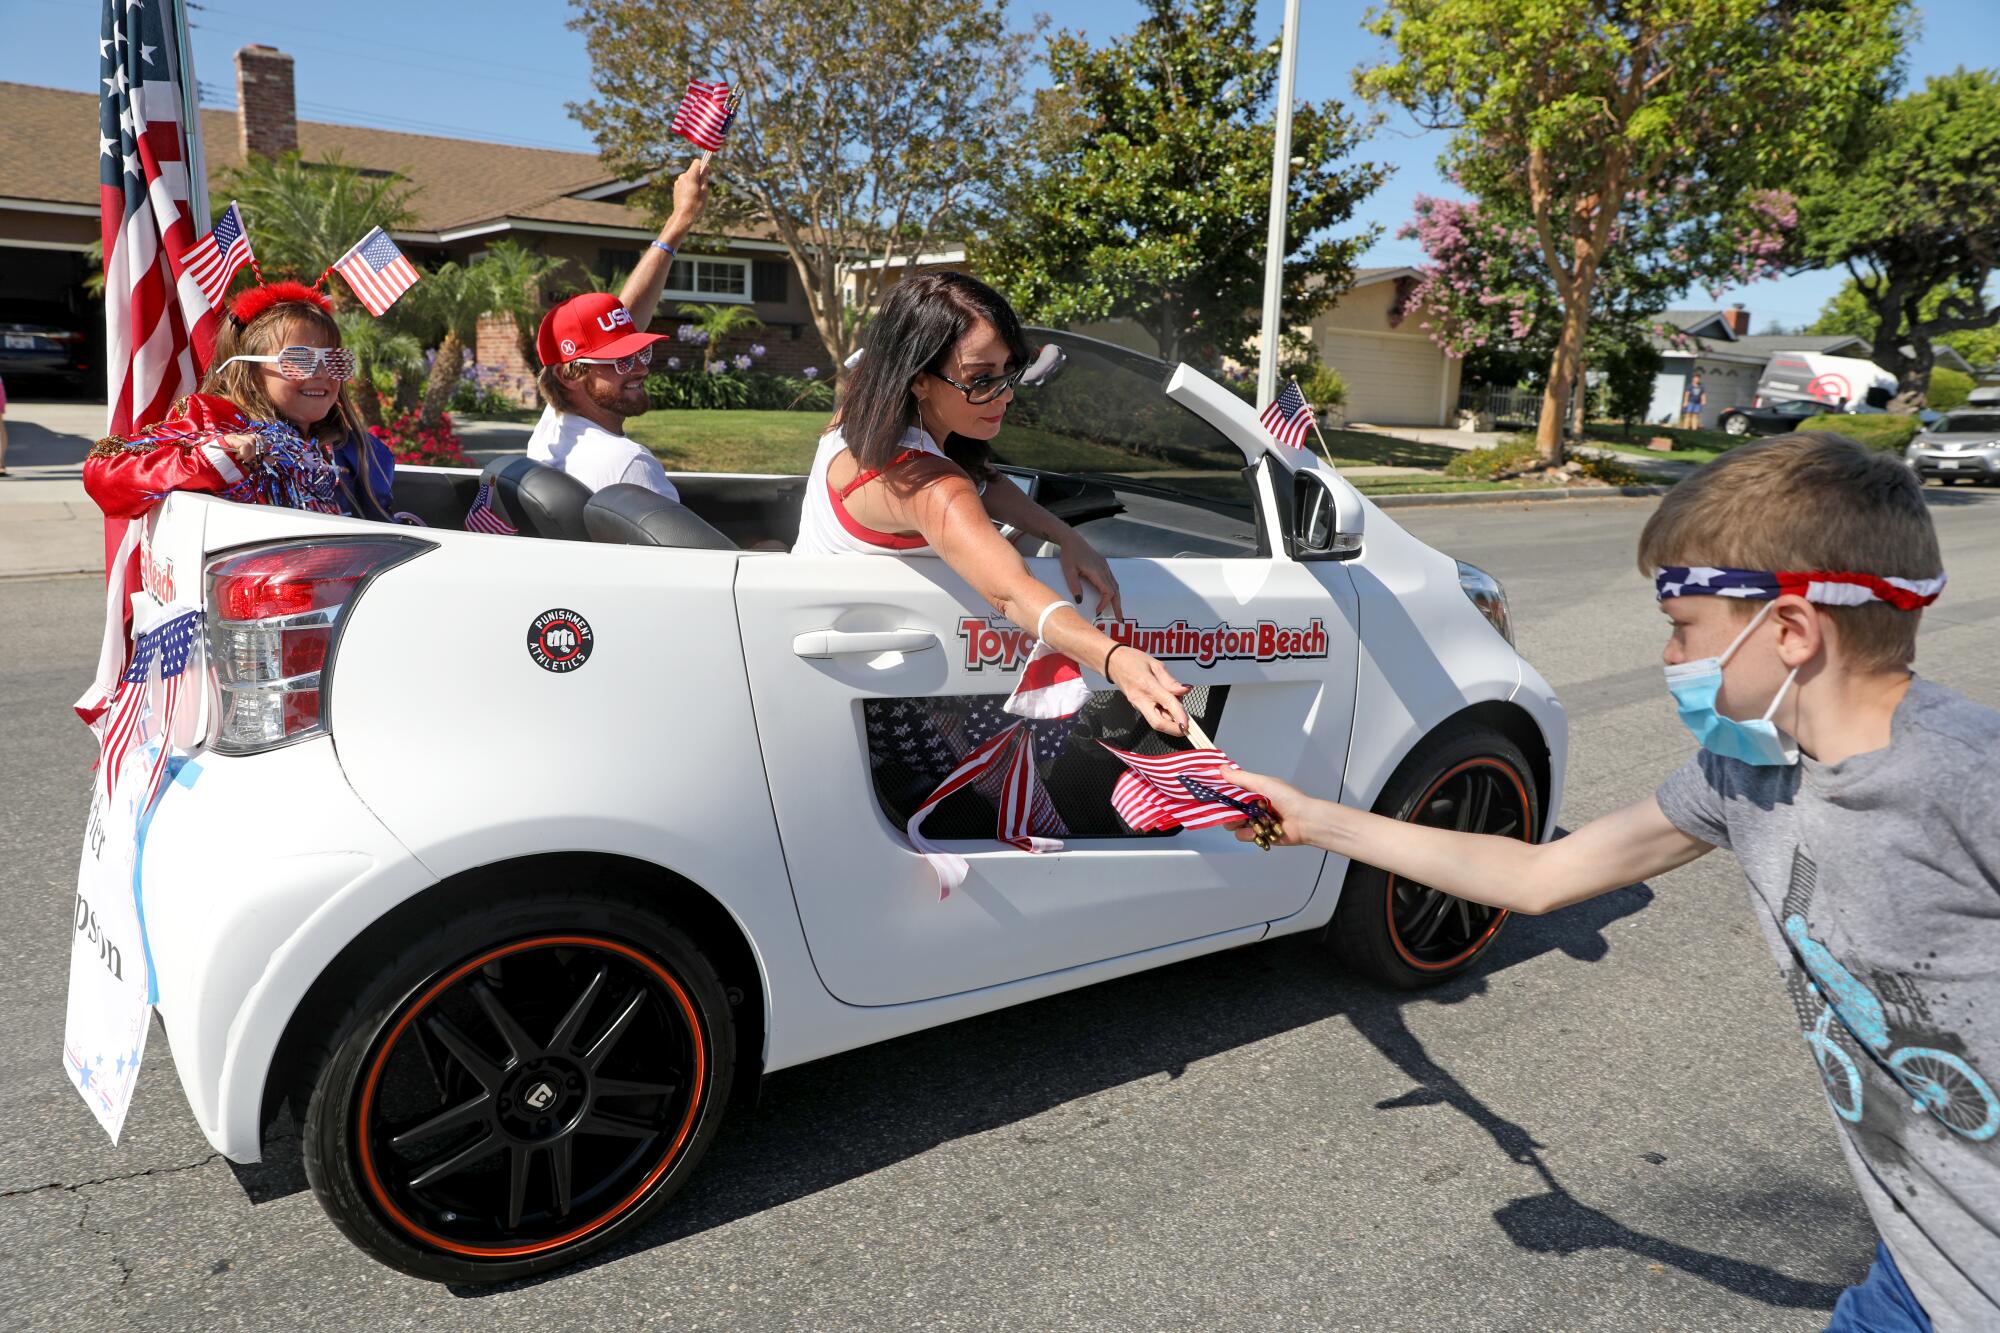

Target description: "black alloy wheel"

left=301, top=891, right=735, bottom=1284
left=1329, top=726, right=1540, bottom=988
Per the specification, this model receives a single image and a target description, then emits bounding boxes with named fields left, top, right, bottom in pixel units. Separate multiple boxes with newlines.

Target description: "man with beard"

left=526, top=158, right=710, bottom=498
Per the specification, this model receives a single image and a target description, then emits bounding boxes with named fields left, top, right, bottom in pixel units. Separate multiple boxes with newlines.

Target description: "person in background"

left=526, top=158, right=710, bottom=496
left=1680, top=370, right=1706, bottom=430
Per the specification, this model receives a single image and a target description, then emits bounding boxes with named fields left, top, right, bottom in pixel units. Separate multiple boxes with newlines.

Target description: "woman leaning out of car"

left=794, top=271, right=1191, bottom=736
left=84, top=281, right=396, bottom=522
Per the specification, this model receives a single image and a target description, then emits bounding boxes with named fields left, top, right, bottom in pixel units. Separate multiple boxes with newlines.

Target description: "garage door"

left=1317, top=331, right=1446, bottom=426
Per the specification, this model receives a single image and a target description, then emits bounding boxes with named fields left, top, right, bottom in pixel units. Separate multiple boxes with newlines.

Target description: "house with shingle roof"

left=0, top=46, right=830, bottom=400
left=1645, top=305, right=1971, bottom=426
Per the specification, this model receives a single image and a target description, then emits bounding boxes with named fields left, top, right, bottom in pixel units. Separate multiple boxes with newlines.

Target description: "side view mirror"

left=1291, top=469, right=1364, bottom=560
left=1021, top=343, right=1066, bottom=388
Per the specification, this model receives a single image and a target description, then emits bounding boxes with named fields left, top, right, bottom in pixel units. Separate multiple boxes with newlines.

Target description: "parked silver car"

left=1907, top=410, right=2000, bottom=484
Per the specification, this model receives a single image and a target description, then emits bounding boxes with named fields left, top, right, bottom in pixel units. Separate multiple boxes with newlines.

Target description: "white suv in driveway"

left=116, top=332, right=1565, bottom=1282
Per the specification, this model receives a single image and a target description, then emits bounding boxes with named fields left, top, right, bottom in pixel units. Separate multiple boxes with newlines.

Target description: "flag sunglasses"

left=573, top=344, right=655, bottom=374
left=219, top=346, right=357, bottom=382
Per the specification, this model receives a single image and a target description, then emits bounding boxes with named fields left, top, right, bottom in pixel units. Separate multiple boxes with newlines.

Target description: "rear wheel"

left=1328, top=726, right=1540, bottom=988
left=1722, top=414, right=1750, bottom=437
left=299, top=889, right=735, bottom=1284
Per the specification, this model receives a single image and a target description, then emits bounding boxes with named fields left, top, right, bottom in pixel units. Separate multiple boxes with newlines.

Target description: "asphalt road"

left=4, top=491, right=1998, bottom=1331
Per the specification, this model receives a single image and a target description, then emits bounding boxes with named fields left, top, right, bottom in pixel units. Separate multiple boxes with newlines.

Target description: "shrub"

left=644, top=370, right=835, bottom=412
left=1297, top=365, right=1347, bottom=409
left=449, top=371, right=519, bottom=416
left=1801, top=413, right=1921, bottom=452
left=1929, top=367, right=1973, bottom=412
left=1444, top=434, right=1542, bottom=479
left=744, top=373, right=835, bottom=411
left=371, top=407, right=470, bottom=466
left=1572, top=453, right=1645, bottom=486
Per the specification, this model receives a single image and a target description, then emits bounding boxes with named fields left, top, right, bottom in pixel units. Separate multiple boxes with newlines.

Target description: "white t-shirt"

left=525, top=405, right=679, bottom=501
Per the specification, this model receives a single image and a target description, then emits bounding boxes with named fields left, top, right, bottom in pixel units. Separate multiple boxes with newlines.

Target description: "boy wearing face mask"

left=1227, top=432, right=1996, bottom=1333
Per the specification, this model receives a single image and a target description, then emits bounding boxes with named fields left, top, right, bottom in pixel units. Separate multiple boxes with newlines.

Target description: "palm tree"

left=469, top=238, right=566, bottom=382
left=219, top=152, right=417, bottom=302
left=405, top=261, right=495, bottom=426
left=679, top=301, right=765, bottom=352
left=336, top=311, right=423, bottom=427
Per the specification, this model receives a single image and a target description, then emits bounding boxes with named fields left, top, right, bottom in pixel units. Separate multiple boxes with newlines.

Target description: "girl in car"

left=84, top=281, right=396, bottom=522
left=795, top=271, right=1191, bottom=736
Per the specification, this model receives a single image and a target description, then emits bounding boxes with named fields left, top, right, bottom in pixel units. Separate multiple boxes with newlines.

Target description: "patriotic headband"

left=229, top=280, right=333, bottom=325
left=1654, top=565, right=1946, bottom=611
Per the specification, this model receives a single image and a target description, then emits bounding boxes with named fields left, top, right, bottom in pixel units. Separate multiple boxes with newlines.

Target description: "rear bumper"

left=139, top=738, right=433, bottom=1161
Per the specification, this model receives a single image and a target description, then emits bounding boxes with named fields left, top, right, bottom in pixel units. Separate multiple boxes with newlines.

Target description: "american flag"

left=1101, top=743, right=1269, bottom=833
left=101, top=608, right=202, bottom=812
left=99, top=0, right=212, bottom=464
left=1259, top=380, right=1317, bottom=450
left=905, top=718, right=1067, bottom=898
left=332, top=227, right=421, bottom=316
left=1005, top=640, right=1088, bottom=720
left=464, top=483, right=518, bottom=535
left=1653, top=565, right=1946, bottom=611
left=670, top=79, right=736, bottom=154
left=180, top=201, right=255, bottom=309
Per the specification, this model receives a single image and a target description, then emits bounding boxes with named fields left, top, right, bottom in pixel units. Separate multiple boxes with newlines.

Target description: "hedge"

left=1801, top=413, right=1921, bottom=452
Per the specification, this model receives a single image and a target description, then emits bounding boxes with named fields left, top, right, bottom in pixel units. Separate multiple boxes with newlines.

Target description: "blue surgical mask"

left=1663, top=601, right=1800, bottom=766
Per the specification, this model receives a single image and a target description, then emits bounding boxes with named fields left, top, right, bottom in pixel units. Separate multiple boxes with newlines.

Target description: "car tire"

left=297, top=887, right=736, bottom=1284
left=1327, top=726, right=1540, bottom=990
left=1722, top=415, right=1750, bottom=437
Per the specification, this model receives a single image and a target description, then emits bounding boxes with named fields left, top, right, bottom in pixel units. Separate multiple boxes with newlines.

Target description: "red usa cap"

left=535, top=293, right=666, bottom=366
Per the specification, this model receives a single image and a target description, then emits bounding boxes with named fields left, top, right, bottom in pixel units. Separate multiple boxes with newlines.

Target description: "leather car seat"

left=480, top=456, right=594, bottom=542
left=582, top=483, right=738, bottom=550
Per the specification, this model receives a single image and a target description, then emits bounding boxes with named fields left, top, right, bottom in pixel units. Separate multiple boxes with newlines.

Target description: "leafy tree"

left=1929, top=366, right=1973, bottom=410
left=974, top=0, right=1384, bottom=368
left=1796, top=69, right=2000, bottom=406
left=1811, top=281, right=2000, bottom=381
left=571, top=0, right=1038, bottom=380
left=1360, top=0, right=1906, bottom=461
left=1598, top=336, right=1664, bottom=436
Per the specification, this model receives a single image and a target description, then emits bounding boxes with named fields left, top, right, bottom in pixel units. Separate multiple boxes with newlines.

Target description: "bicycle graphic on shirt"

left=1784, top=915, right=1999, bottom=1142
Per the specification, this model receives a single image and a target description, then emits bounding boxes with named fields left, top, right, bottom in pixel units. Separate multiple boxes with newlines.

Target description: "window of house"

left=666, top=255, right=751, bottom=301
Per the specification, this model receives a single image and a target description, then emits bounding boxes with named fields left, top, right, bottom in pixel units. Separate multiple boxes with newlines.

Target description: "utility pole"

left=1255, top=0, right=1302, bottom=410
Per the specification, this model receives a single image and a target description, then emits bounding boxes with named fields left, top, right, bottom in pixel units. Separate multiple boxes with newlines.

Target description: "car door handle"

left=791, top=629, right=941, bottom=659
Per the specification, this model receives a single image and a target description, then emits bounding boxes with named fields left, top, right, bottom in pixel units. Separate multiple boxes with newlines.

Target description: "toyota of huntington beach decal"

left=957, top=615, right=1328, bottom=672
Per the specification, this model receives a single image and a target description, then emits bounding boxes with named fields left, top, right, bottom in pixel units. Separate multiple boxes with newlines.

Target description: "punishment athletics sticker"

left=527, top=609, right=593, bottom=673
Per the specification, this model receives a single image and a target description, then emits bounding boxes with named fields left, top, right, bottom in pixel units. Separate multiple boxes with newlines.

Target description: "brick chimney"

left=1723, top=303, right=1750, bottom=336
left=235, top=45, right=297, bottom=159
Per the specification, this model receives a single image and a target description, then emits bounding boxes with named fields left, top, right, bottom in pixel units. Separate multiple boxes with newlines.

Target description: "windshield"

left=1938, top=413, right=2000, bottom=434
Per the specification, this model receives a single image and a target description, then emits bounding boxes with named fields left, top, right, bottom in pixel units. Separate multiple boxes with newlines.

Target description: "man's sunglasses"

left=573, top=344, right=655, bottom=375
left=219, top=346, right=357, bottom=382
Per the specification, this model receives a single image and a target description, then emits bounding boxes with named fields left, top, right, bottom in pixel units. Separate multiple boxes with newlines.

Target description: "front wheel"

left=1721, top=414, right=1750, bottom=437
left=299, top=889, right=736, bottom=1284
left=1328, top=726, right=1540, bottom=988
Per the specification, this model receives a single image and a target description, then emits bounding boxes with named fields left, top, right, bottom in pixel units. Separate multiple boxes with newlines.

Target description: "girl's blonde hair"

left=201, top=297, right=394, bottom=521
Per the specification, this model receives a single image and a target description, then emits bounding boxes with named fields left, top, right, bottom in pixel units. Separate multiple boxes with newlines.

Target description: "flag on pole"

left=464, top=483, right=519, bottom=535
left=1258, top=379, right=1316, bottom=449
left=99, top=0, right=210, bottom=442
left=332, top=227, right=421, bottom=316
left=179, top=201, right=255, bottom=309
left=670, top=79, right=736, bottom=154
left=1101, top=743, right=1270, bottom=832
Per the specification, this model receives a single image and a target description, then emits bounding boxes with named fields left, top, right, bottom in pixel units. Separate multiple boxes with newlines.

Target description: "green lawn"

left=1583, top=422, right=1738, bottom=465
left=1313, top=428, right=1464, bottom=470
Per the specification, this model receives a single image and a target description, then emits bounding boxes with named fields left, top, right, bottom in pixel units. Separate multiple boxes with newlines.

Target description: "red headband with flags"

left=1654, top=565, right=1946, bottom=611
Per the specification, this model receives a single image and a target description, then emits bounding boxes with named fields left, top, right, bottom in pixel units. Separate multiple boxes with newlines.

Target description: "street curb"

left=0, top=567, right=98, bottom=581
left=1369, top=484, right=1670, bottom=510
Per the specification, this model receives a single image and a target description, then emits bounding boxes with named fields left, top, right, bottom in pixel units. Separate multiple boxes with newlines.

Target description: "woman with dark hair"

left=795, top=271, right=1191, bottom=735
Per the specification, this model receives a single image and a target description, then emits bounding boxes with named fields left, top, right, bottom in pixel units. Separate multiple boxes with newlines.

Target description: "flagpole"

left=1255, top=0, right=1302, bottom=411
left=169, top=0, right=210, bottom=233
left=1293, top=374, right=1339, bottom=469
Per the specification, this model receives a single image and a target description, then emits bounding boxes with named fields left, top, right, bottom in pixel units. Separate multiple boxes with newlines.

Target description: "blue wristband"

left=651, top=240, right=677, bottom=256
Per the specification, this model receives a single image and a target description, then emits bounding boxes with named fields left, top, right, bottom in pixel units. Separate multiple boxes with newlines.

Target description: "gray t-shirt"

left=1656, top=676, right=2000, bottom=1331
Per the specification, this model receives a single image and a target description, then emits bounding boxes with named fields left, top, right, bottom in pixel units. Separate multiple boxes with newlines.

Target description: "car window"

left=1940, top=414, right=2000, bottom=433
left=1004, top=333, right=1259, bottom=558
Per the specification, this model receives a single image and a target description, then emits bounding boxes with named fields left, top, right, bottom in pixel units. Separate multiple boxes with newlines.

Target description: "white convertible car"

left=118, top=333, right=1565, bottom=1282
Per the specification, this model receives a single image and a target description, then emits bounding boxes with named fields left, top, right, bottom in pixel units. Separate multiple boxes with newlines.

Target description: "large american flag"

left=332, top=227, right=421, bottom=316
left=1259, top=380, right=1317, bottom=450
left=670, top=79, right=736, bottom=155
left=1101, top=743, right=1269, bottom=832
left=101, top=608, right=202, bottom=811
left=181, top=200, right=255, bottom=309
left=98, top=0, right=212, bottom=441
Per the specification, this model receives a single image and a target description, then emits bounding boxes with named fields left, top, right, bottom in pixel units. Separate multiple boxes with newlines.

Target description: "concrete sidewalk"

left=1, top=402, right=104, bottom=579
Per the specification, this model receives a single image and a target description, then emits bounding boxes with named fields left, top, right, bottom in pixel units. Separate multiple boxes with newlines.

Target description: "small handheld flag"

left=671, top=79, right=737, bottom=157
left=1101, top=742, right=1284, bottom=848
left=1259, top=379, right=1316, bottom=450
left=181, top=202, right=257, bottom=310
left=465, top=482, right=518, bottom=536
left=331, top=227, right=421, bottom=316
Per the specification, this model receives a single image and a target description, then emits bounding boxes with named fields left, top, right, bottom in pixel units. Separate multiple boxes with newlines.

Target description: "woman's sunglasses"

left=930, top=363, right=1026, bottom=406
left=573, top=344, right=655, bottom=375
left=219, top=346, right=357, bottom=382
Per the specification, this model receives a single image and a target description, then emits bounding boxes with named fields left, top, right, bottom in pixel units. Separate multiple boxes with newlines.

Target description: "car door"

left=735, top=344, right=1359, bottom=1007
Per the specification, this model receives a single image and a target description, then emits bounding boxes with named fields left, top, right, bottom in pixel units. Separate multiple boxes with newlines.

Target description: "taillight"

left=205, top=537, right=428, bottom=753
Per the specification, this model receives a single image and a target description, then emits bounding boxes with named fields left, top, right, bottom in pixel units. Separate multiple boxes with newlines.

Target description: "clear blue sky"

left=8, top=0, right=1994, bottom=330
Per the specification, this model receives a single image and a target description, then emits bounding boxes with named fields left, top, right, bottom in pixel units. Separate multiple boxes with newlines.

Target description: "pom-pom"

left=229, top=280, right=332, bottom=326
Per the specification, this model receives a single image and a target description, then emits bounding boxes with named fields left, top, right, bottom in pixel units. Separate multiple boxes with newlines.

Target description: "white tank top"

left=793, top=425, right=947, bottom=556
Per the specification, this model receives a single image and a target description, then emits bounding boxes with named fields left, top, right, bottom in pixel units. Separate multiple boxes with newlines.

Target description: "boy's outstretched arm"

left=1225, top=768, right=1714, bottom=916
